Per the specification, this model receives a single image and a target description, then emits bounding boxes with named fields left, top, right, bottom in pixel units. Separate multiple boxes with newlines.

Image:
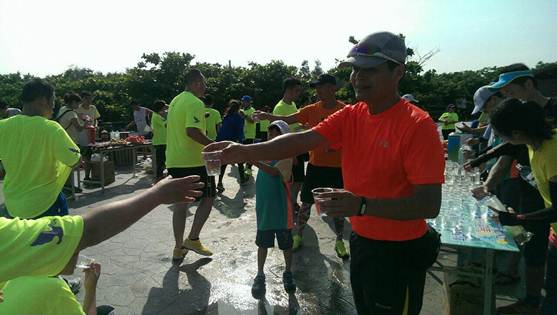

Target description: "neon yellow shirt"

left=0, top=276, right=85, bottom=315
left=151, top=112, right=167, bottom=145
left=439, top=112, right=459, bottom=130
left=273, top=100, right=301, bottom=132
left=242, top=107, right=256, bottom=139
left=259, top=119, right=270, bottom=132
left=166, top=91, right=207, bottom=168
left=205, top=108, right=222, bottom=141
left=529, top=132, right=557, bottom=233
left=0, top=115, right=81, bottom=218
left=0, top=216, right=83, bottom=283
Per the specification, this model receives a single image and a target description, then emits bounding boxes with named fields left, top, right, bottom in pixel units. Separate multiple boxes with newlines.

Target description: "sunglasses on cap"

left=348, top=43, right=402, bottom=65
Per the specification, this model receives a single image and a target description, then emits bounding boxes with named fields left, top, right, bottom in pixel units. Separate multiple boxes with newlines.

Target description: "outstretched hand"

left=152, top=176, right=204, bottom=204
left=203, top=141, right=249, bottom=164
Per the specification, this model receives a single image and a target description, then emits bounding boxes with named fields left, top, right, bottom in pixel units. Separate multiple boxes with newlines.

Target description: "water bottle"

left=447, top=133, right=461, bottom=162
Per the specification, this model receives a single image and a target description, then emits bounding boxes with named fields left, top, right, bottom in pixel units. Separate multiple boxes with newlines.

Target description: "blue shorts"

left=1, top=192, right=68, bottom=219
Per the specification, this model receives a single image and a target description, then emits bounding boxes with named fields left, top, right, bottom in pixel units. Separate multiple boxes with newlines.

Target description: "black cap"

left=309, top=74, right=337, bottom=88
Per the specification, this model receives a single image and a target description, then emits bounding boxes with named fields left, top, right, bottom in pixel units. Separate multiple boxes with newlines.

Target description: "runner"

left=0, top=100, right=21, bottom=119
left=166, top=68, right=216, bottom=262
left=439, top=104, right=459, bottom=139
left=126, top=100, right=153, bottom=137
left=203, top=95, right=222, bottom=141
left=256, top=73, right=349, bottom=258
left=240, top=95, right=256, bottom=177
left=151, top=100, right=168, bottom=182
left=0, top=79, right=81, bottom=219
left=204, top=32, right=444, bottom=314
left=0, top=175, right=203, bottom=283
left=271, top=77, right=305, bottom=212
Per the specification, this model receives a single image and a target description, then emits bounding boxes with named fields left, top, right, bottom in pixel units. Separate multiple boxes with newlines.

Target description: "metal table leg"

left=132, top=147, right=137, bottom=177
left=483, top=249, right=494, bottom=315
left=100, top=154, right=105, bottom=193
left=151, top=145, right=157, bottom=179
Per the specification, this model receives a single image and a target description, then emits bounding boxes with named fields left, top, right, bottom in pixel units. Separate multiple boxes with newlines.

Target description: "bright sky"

left=1, top=0, right=556, bottom=76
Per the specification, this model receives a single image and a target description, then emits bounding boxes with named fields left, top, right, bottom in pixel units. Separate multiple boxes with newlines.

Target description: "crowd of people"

left=0, top=30, right=555, bottom=315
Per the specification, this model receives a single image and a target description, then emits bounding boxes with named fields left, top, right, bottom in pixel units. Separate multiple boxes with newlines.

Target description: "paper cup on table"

left=203, top=151, right=222, bottom=176
left=312, top=187, right=334, bottom=216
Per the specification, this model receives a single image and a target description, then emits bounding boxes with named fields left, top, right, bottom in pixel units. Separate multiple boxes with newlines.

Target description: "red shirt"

left=313, top=99, right=445, bottom=241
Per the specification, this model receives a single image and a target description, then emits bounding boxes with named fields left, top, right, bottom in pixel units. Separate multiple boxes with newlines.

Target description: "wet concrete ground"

left=1, top=166, right=524, bottom=314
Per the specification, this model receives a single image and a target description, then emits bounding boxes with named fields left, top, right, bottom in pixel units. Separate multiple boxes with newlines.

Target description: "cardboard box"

left=88, top=160, right=115, bottom=186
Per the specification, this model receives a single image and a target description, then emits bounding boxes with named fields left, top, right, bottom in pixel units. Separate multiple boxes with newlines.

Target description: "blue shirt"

left=217, top=112, right=244, bottom=142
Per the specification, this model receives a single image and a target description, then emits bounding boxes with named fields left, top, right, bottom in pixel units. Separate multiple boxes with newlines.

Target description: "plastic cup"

left=312, top=187, right=334, bottom=216
left=203, top=151, right=222, bottom=176
left=75, top=254, right=94, bottom=270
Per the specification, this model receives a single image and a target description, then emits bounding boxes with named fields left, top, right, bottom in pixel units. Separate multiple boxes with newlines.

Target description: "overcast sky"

left=1, top=0, right=556, bottom=76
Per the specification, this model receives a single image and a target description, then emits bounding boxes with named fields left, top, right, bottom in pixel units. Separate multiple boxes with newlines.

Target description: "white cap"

left=402, top=94, right=419, bottom=103
left=269, top=120, right=290, bottom=135
left=472, top=86, right=497, bottom=115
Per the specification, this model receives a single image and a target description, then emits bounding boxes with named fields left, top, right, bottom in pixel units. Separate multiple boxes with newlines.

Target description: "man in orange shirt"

left=205, top=32, right=444, bottom=314
left=257, top=74, right=349, bottom=259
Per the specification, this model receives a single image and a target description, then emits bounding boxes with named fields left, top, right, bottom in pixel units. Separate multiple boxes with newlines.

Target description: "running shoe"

left=183, top=239, right=213, bottom=256
left=172, top=247, right=187, bottom=264
left=251, top=274, right=266, bottom=299
left=283, top=271, right=296, bottom=293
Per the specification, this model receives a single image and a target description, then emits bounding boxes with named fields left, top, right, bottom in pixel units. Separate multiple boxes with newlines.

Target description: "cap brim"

left=471, top=105, right=483, bottom=115
left=338, top=56, right=387, bottom=69
left=488, top=80, right=509, bottom=90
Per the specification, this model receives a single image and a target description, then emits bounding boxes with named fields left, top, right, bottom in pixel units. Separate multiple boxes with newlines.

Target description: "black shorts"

left=256, top=229, right=293, bottom=250
left=168, top=167, right=216, bottom=200
left=300, top=164, right=343, bottom=204
left=292, top=154, right=306, bottom=183
left=243, top=138, right=255, bottom=145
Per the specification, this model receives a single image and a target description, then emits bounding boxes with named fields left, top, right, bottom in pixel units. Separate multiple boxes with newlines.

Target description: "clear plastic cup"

left=312, top=187, right=334, bottom=216
left=203, top=151, right=222, bottom=176
left=75, top=254, right=94, bottom=270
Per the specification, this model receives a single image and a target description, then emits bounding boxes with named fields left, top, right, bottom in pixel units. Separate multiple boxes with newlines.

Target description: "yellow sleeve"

left=0, top=216, right=84, bottom=283
left=185, top=102, right=206, bottom=131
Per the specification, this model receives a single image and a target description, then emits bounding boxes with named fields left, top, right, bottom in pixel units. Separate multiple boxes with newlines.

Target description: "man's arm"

left=319, top=184, right=441, bottom=220
left=471, top=156, right=513, bottom=199
left=186, top=127, right=213, bottom=146
left=77, top=176, right=203, bottom=251
left=204, top=130, right=326, bottom=164
left=258, top=111, right=300, bottom=125
left=82, top=263, right=100, bottom=315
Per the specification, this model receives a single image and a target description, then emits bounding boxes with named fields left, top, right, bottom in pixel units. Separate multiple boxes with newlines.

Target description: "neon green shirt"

left=0, top=276, right=85, bottom=315
left=0, top=216, right=83, bottom=283
left=242, top=107, right=256, bottom=139
left=205, top=108, right=222, bottom=141
left=166, top=91, right=207, bottom=168
left=439, top=112, right=459, bottom=130
left=529, top=132, right=557, bottom=234
left=0, top=115, right=81, bottom=218
left=259, top=119, right=270, bottom=132
left=273, top=100, right=301, bottom=132
left=151, top=112, right=167, bottom=145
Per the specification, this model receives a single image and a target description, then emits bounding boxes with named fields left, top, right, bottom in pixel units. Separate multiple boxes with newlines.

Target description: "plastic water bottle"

left=516, top=164, right=537, bottom=188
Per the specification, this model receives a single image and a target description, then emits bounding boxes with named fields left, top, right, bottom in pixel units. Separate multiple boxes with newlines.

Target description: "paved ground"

left=1, top=164, right=524, bottom=314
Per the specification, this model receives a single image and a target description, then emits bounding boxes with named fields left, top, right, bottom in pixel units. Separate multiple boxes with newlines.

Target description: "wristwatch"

left=358, top=197, right=367, bottom=216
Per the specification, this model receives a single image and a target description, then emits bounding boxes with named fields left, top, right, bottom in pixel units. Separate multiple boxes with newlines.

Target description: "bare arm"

left=207, top=130, right=325, bottom=164
left=259, top=111, right=300, bottom=125
left=83, top=288, right=97, bottom=315
left=363, top=184, right=442, bottom=220
left=186, top=127, right=213, bottom=146
left=484, top=156, right=513, bottom=192
left=77, top=176, right=203, bottom=251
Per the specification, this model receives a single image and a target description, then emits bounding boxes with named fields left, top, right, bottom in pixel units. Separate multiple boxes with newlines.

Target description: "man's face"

left=500, top=82, right=529, bottom=101
left=267, top=128, right=281, bottom=140
left=315, top=84, right=336, bottom=102
left=448, top=105, right=455, bottom=112
left=82, top=96, right=92, bottom=106
left=289, top=85, right=302, bottom=100
left=350, top=62, right=402, bottom=101
left=192, top=75, right=207, bottom=98
left=242, top=100, right=251, bottom=108
left=483, top=95, right=503, bottom=115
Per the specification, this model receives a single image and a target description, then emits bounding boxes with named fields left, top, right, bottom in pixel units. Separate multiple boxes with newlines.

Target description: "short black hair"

left=490, top=98, right=554, bottom=143
left=0, top=99, right=7, bottom=109
left=282, top=77, right=302, bottom=92
left=80, top=91, right=92, bottom=98
left=268, top=125, right=281, bottom=134
left=63, top=92, right=81, bottom=104
left=498, top=63, right=537, bottom=88
left=184, top=68, right=204, bottom=86
left=130, top=100, right=140, bottom=107
left=153, top=100, right=166, bottom=112
left=203, top=95, right=213, bottom=106
left=21, top=78, right=55, bottom=104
